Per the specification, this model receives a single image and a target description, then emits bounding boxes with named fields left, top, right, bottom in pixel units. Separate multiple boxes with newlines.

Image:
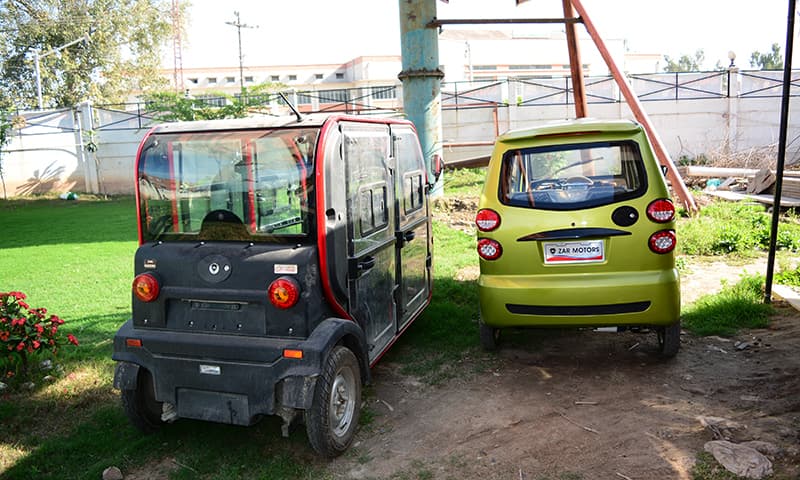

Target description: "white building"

left=156, top=29, right=661, bottom=108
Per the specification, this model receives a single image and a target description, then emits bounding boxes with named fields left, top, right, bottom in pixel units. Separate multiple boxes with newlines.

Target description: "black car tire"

left=479, top=317, right=500, bottom=351
left=657, top=321, right=681, bottom=358
left=121, top=368, right=164, bottom=433
left=305, top=345, right=362, bottom=457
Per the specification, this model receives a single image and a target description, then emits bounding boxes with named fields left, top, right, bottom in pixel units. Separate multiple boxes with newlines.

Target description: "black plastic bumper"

left=112, top=317, right=368, bottom=426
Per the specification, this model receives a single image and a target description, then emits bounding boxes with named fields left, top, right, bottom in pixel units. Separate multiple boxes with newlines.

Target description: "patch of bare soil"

left=334, top=303, right=800, bottom=480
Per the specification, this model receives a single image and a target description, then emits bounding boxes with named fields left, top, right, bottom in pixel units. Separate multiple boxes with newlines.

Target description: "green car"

left=475, top=119, right=680, bottom=357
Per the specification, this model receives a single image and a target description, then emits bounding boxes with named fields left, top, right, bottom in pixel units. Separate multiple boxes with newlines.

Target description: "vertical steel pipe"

left=398, top=0, right=444, bottom=192
left=764, top=0, right=796, bottom=303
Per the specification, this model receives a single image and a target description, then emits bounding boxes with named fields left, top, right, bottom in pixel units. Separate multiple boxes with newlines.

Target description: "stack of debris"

left=678, top=166, right=800, bottom=207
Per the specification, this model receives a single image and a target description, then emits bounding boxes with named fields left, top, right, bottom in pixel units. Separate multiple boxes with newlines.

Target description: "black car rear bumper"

left=112, top=317, right=368, bottom=426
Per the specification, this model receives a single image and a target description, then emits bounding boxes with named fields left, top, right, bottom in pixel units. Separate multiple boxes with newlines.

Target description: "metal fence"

left=74, top=69, right=800, bottom=132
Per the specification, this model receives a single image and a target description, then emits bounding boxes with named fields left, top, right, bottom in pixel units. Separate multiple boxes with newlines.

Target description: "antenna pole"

left=225, top=11, right=258, bottom=96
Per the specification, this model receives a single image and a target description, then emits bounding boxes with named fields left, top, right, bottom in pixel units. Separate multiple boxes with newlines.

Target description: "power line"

left=224, top=11, right=258, bottom=94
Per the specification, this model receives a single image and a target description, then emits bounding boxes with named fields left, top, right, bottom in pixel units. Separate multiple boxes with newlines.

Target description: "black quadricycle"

left=112, top=113, right=439, bottom=456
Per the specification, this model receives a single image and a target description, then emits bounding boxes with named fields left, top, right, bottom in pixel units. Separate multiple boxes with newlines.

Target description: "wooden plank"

left=772, top=284, right=800, bottom=312
left=705, top=189, right=800, bottom=207
left=682, top=166, right=800, bottom=178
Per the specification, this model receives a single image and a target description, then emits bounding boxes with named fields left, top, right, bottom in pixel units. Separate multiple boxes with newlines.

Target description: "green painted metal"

left=398, top=0, right=444, bottom=193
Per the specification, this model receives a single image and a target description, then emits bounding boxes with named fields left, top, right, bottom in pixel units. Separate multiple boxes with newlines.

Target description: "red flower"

left=67, top=334, right=79, bottom=346
left=16, top=342, right=24, bottom=351
left=34, top=323, right=44, bottom=334
left=49, top=315, right=64, bottom=325
left=32, top=340, right=40, bottom=349
left=0, top=332, right=8, bottom=342
left=0, top=317, right=7, bottom=324
left=17, top=301, right=29, bottom=310
left=9, top=292, right=26, bottom=300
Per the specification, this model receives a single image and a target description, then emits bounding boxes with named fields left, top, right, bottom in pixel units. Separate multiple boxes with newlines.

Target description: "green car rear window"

left=499, top=140, right=647, bottom=210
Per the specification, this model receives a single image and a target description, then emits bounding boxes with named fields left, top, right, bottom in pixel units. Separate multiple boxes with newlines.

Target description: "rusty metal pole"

left=563, top=0, right=587, bottom=118
left=398, top=0, right=444, bottom=194
left=570, top=0, right=698, bottom=213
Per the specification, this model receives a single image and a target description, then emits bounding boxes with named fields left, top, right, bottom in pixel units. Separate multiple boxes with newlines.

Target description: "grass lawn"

left=0, top=195, right=484, bottom=480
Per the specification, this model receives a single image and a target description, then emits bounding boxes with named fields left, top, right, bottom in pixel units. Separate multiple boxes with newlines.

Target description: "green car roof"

left=497, top=118, right=643, bottom=143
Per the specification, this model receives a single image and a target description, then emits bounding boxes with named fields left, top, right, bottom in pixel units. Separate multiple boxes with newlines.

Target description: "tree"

left=143, top=82, right=289, bottom=122
left=0, top=0, right=182, bottom=109
left=750, top=43, right=783, bottom=70
left=663, top=50, right=705, bottom=72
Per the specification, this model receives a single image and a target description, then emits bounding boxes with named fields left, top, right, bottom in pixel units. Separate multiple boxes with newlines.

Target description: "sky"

left=175, top=0, right=798, bottom=71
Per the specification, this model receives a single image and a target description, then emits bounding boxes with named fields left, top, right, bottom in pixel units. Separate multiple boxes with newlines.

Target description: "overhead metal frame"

left=421, top=0, right=697, bottom=212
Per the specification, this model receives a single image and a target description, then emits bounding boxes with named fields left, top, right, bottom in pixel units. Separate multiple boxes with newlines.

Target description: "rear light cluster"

left=133, top=273, right=160, bottom=302
left=475, top=209, right=501, bottom=232
left=477, top=238, right=502, bottom=260
left=649, top=230, right=677, bottom=254
left=646, top=199, right=677, bottom=254
left=646, top=199, right=675, bottom=223
left=268, top=277, right=300, bottom=309
left=476, top=209, right=503, bottom=260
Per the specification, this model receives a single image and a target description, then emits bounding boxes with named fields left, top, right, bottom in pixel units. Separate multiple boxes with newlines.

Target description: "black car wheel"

left=657, top=321, right=681, bottom=358
left=304, top=345, right=362, bottom=457
left=121, top=368, right=164, bottom=433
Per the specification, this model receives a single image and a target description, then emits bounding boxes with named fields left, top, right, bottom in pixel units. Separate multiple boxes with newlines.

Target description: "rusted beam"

left=427, top=17, right=582, bottom=27
left=570, top=0, right=698, bottom=213
left=562, top=0, right=587, bottom=118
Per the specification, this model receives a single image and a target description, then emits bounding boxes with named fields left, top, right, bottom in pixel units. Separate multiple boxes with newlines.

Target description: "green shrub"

left=678, top=200, right=800, bottom=256
left=682, top=274, right=773, bottom=336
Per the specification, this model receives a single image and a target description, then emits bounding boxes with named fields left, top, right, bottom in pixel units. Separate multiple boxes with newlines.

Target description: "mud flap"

left=277, top=374, right=318, bottom=410
left=113, top=361, right=141, bottom=390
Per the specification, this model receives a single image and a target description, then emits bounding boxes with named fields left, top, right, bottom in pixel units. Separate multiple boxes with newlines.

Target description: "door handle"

left=358, top=256, right=376, bottom=271
left=403, top=231, right=416, bottom=242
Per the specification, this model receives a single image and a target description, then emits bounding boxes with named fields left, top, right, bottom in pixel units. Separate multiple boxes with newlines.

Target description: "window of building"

left=288, top=74, right=297, bottom=81
left=473, top=65, right=497, bottom=71
left=244, top=76, right=254, bottom=83
left=319, top=89, right=349, bottom=103
left=370, top=86, right=397, bottom=100
left=225, top=76, right=236, bottom=84
left=194, top=94, right=226, bottom=107
left=207, top=77, right=217, bottom=85
left=187, top=78, right=199, bottom=85
left=335, top=72, right=345, bottom=80
left=315, top=73, right=324, bottom=80
left=296, top=92, right=313, bottom=105
left=270, top=75, right=280, bottom=82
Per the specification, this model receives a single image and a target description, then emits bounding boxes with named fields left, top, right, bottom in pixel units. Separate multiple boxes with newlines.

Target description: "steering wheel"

left=564, top=175, right=594, bottom=185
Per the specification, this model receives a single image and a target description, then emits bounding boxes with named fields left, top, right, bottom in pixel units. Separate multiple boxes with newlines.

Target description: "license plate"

left=543, top=240, right=605, bottom=264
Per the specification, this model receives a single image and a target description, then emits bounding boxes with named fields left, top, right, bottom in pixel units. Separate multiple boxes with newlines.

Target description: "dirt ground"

left=326, top=199, right=800, bottom=479
left=333, top=288, right=800, bottom=480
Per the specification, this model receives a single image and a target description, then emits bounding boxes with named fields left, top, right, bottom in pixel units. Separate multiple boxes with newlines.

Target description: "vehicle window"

left=394, top=128, right=425, bottom=216
left=499, top=140, right=646, bottom=210
left=358, top=182, right=388, bottom=235
left=138, top=128, right=318, bottom=242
